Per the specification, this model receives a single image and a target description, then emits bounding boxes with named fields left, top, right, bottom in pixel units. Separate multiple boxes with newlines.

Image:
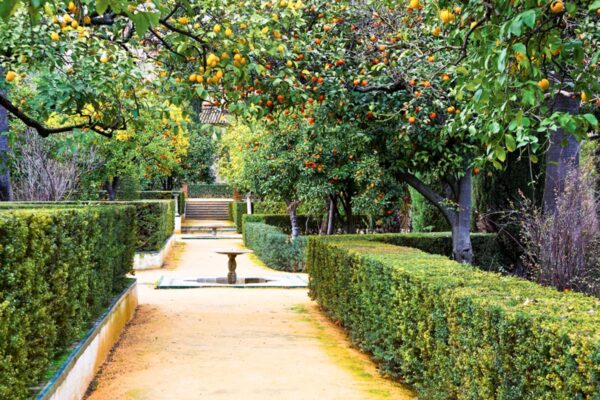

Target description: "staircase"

left=185, top=199, right=231, bottom=220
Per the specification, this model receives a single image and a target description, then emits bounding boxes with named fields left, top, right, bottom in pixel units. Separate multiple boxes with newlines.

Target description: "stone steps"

left=185, top=200, right=231, bottom=220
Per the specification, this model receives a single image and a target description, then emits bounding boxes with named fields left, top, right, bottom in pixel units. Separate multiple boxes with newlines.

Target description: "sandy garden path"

left=85, top=238, right=415, bottom=400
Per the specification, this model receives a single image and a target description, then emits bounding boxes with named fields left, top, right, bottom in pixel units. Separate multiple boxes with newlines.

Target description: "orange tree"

left=196, top=0, right=599, bottom=262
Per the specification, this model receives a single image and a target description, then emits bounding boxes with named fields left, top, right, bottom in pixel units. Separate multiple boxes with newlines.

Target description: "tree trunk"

left=543, top=93, right=580, bottom=214
left=105, top=176, right=120, bottom=201
left=327, top=194, right=336, bottom=235
left=451, top=171, right=474, bottom=263
left=0, top=67, right=13, bottom=202
left=287, top=201, right=301, bottom=240
left=399, top=170, right=473, bottom=263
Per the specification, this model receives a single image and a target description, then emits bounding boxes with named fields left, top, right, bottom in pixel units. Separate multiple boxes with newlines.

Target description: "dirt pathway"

left=86, top=238, right=415, bottom=400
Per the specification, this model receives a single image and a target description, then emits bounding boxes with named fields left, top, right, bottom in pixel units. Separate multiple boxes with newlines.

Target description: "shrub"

left=307, top=237, right=600, bottom=399
left=366, top=232, right=506, bottom=271
left=243, top=213, right=318, bottom=235
left=230, top=201, right=251, bottom=233
left=243, top=222, right=307, bottom=271
left=0, top=206, right=136, bottom=399
left=519, top=169, right=600, bottom=296
left=136, top=191, right=186, bottom=215
left=188, top=183, right=232, bottom=198
left=0, top=200, right=174, bottom=252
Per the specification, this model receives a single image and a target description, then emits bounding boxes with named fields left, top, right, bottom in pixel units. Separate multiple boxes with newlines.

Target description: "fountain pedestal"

left=214, top=249, right=253, bottom=284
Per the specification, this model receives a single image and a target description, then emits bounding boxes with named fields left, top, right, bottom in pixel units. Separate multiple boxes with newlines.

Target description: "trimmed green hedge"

left=365, top=232, right=507, bottom=271
left=242, top=214, right=316, bottom=235
left=136, top=191, right=186, bottom=215
left=243, top=222, right=307, bottom=272
left=0, top=200, right=174, bottom=252
left=0, top=206, right=136, bottom=399
left=230, top=201, right=251, bottom=233
left=188, top=183, right=232, bottom=198
left=308, top=237, right=600, bottom=399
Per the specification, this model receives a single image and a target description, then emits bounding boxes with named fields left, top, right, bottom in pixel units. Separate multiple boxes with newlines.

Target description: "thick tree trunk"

left=327, top=194, right=336, bottom=235
left=105, top=177, right=120, bottom=201
left=0, top=67, right=13, bottom=202
left=287, top=201, right=301, bottom=240
left=451, top=171, right=474, bottom=263
left=543, top=93, right=580, bottom=214
left=399, top=170, right=473, bottom=263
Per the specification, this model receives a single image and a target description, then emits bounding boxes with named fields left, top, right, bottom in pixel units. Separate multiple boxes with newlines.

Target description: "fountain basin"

left=156, top=274, right=308, bottom=289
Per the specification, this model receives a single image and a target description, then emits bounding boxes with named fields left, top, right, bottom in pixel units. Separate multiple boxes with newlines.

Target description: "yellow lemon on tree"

left=408, top=0, right=420, bottom=9
left=83, top=15, right=91, bottom=25
left=189, top=73, right=197, bottom=82
left=5, top=71, right=17, bottom=82
left=432, top=26, right=441, bottom=36
left=178, top=17, right=189, bottom=24
left=225, top=28, right=233, bottom=37
left=537, top=78, right=550, bottom=90
left=100, top=55, right=109, bottom=63
left=213, top=24, right=222, bottom=33
left=581, top=91, right=588, bottom=102
left=51, top=32, right=60, bottom=41
left=286, top=60, right=293, bottom=67
left=70, top=20, right=78, bottom=29
left=68, top=1, right=77, bottom=12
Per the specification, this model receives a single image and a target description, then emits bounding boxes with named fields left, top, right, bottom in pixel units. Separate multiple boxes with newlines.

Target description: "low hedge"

left=307, top=237, right=600, bottom=399
left=365, top=232, right=506, bottom=271
left=243, top=222, right=307, bottom=272
left=0, top=200, right=174, bottom=252
left=0, top=206, right=136, bottom=399
left=242, top=214, right=317, bottom=235
left=188, top=183, right=232, bottom=198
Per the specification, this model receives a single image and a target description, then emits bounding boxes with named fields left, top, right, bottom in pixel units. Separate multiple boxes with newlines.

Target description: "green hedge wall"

left=188, top=183, right=232, bottom=198
left=0, top=207, right=136, bottom=399
left=307, top=237, right=600, bottom=399
left=243, top=222, right=307, bottom=272
left=0, top=200, right=174, bottom=252
left=242, top=214, right=315, bottom=235
left=136, top=191, right=185, bottom=215
left=229, top=201, right=251, bottom=233
left=366, top=232, right=507, bottom=271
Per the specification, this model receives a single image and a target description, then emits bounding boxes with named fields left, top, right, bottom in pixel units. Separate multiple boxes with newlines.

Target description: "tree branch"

left=398, top=171, right=456, bottom=224
left=352, top=78, right=408, bottom=94
left=0, top=93, right=119, bottom=138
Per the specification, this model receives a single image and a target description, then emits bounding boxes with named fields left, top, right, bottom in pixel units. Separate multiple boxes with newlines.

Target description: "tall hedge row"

left=0, top=200, right=174, bottom=252
left=0, top=207, right=136, bottom=399
left=229, top=201, right=251, bottom=233
left=307, top=237, right=600, bottom=399
left=188, top=183, right=232, bottom=198
left=243, top=222, right=307, bottom=272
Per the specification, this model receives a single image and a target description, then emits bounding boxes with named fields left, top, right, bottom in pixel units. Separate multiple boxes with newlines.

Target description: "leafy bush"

left=136, top=191, right=186, bottom=215
left=367, top=232, right=506, bottom=271
left=243, top=222, right=307, bottom=271
left=0, top=206, right=136, bottom=399
left=188, top=183, right=232, bottom=198
left=243, top=213, right=317, bottom=235
left=307, top=237, right=600, bottom=399
left=230, top=201, right=251, bottom=233
left=0, top=200, right=174, bottom=252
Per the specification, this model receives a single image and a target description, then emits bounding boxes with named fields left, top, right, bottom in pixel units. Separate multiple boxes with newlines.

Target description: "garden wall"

left=307, top=237, right=600, bottom=399
left=0, top=206, right=136, bottom=399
